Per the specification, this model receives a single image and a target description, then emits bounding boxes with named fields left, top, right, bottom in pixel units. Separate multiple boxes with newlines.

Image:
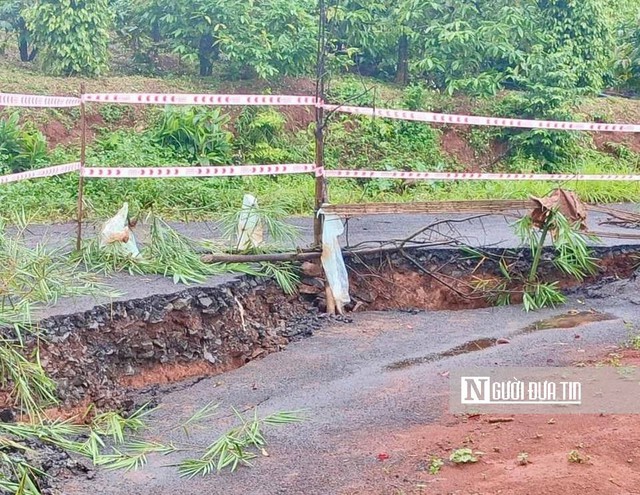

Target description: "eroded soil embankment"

left=5, top=244, right=640, bottom=415
left=33, top=278, right=323, bottom=412
left=343, top=245, right=640, bottom=312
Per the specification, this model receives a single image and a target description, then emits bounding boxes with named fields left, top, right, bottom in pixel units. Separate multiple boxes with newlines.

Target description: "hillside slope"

left=1, top=60, right=640, bottom=221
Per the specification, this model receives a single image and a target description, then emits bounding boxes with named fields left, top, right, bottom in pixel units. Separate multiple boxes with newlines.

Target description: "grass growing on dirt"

left=428, top=456, right=444, bottom=474
left=2, top=71, right=640, bottom=223
left=449, top=448, right=479, bottom=464
left=0, top=218, right=117, bottom=418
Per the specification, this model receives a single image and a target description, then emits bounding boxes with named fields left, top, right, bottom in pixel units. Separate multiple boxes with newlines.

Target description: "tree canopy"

left=0, top=0, right=639, bottom=94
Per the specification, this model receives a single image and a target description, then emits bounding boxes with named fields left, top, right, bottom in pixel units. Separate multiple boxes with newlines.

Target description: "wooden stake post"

left=313, top=0, right=328, bottom=247
left=75, top=84, right=86, bottom=251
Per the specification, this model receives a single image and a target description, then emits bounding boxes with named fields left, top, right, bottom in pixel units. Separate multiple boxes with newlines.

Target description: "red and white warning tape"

left=2, top=163, right=640, bottom=184
left=4, top=90, right=640, bottom=185
left=0, top=163, right=81, bottom=184
left=82, top=93, right=318, bottom=106
left=323, top=104, right=640, bottom=133
left=3, top=90, right=640, bottom=132
left=324, top=169, right=640, bottom=181
left=0, top=93, right=81, bottom=108
left=81, top=163, right=316, bottom=178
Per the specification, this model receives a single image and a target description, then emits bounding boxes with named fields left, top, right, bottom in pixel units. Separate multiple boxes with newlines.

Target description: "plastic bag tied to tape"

left=237, top=194, right=264, bottom=251
left=100, top=202, right=140, bottom=257
left=321, top=214, right=351, bottom=313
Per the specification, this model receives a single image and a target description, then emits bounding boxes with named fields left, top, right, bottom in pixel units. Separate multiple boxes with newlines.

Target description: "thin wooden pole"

left=75, top=84, right=86, bottom=251
left=313, top=0, right=328, bottom=247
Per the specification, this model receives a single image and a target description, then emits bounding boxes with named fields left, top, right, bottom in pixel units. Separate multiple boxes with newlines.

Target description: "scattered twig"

left=488, top=417, right=515, bottom=424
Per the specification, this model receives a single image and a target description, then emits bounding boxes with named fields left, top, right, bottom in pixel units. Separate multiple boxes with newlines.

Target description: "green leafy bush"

left=402, top=83, right=429, bottom=111
left=153, top=106, right=233, bottom=165
left=497, top=91, right=585, bottom=172
left=0, top=112, right=47, bottom=174
left=327, top=78, right=378, bottom=107
left=90, top=129, right=177, bottom=165
left=538, top=0, right=614, bottom=92
left=494, top=49, right=587, bottom=173
left=235, top=108, right=291, bottom=163
left=236, top=108, right=286, bottom=147
left=326, top=116, right=443, bottom=172
left=159, top=0, right=316, bottom=78
left=25, top=0, right=113, bottom=76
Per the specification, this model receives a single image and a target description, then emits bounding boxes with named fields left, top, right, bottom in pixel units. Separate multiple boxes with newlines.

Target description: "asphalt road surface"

left=61, top=275, right=640, bottom=495
left=18, top=207, right=640, bottom=494
left=23, top=205, right=640, bottom=319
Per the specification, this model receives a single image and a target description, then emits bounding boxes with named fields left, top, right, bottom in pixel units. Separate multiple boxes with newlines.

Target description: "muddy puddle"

left=386, top=310, right=621, bottom=371
left=520, top=311, right=619, bottom=333
left=387, top=337, right=499, bottom=370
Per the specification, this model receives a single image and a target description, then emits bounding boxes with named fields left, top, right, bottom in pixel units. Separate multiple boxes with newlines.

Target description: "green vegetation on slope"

left=0, top=75, right=639, bottom=222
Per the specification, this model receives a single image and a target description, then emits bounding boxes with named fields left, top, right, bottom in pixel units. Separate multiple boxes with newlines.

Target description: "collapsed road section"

left=2, top=243, right=636, bottom=416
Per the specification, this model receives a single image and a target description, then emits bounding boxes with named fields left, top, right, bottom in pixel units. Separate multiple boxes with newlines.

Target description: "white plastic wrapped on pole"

left=236, top=194, right=264, bottom=251
left=321, top=214, right=351, bottom=314
left=99, top=202, right=140, bottom=257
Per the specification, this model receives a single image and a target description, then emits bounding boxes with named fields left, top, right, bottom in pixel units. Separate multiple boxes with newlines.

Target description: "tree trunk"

left=17, top=20, right=36, bottom=62
left=19, top=37, right=29, bottom=62
left=198, top=33, right=215, bottom=77
left=395, top=33, right=409, bottom=85
left=150, top=20, right=161, bottom=59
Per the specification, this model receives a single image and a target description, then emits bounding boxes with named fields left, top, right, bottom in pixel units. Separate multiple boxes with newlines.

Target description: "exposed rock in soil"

left=16, top=278, right=323, bottom=412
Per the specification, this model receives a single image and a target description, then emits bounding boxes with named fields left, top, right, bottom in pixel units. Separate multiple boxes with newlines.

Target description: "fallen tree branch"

left=590, top=205, right=640, bottom=228
left=202, top=251, right=320, bottom=263
left=202, top=214, right=503, bottom=265
left=201, top=241, right=457, bottom=264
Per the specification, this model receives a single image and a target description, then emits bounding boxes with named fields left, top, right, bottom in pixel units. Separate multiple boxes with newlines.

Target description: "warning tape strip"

left=0, top=93, right=81, bottom=108
left=3, top=163, right=640, bottom=184
left=2, top=90, right=640, bottom=132
left=323, top=104, right=640, bottom=133
left=81, top=164, right=316, bottom=178
left=82, top=93, right=318, bottom=106
left=0, top=163, right=81, bottom=184
left=324, top=169, right=640, bottom=181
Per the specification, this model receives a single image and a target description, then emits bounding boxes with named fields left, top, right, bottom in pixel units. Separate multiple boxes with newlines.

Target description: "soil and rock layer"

left=2, top=243, right=637, bottom=418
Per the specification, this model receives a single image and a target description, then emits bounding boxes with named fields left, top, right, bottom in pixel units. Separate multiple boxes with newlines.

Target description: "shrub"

left=327, top=78, right=378, bottom=107
left=494, top=90, right=585, bottom=173
left=236, top=108, right=286, bottom=147
left=0, top=112, right=47, bottom=174
left=235, top=108, right=290, bottom=163
left=153, top=106, right=233, bottom=165
left=25, top=0, right=113, bottom=76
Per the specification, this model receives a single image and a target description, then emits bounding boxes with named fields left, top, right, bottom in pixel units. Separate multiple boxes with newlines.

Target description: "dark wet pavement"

left=62, top=276, right=640, bottom=495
